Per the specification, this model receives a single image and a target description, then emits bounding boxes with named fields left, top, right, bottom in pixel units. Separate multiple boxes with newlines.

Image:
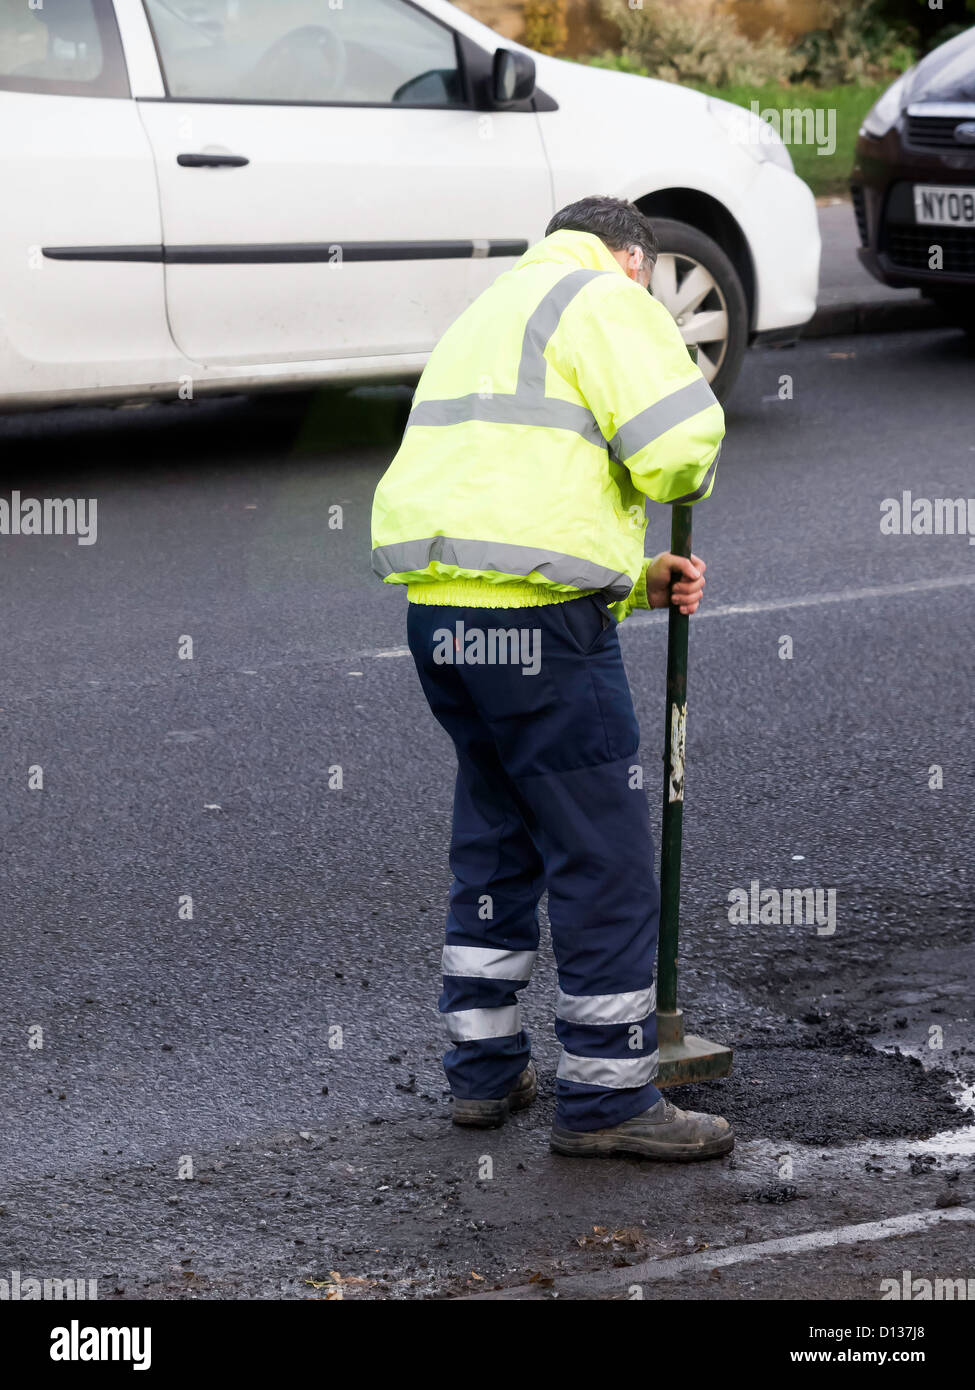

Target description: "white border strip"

left=469, top=1207, right=975, bottom=1299
left=594, top=1206, right=975, bottom=1287
left=625, top=572, right=975, bottom=628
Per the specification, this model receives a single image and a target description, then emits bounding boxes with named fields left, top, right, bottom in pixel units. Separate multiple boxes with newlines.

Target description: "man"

left=371, top=196, right=732, bottom=1161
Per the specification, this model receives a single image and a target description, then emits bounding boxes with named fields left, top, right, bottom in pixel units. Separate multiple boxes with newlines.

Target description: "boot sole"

left=452, top=1067, right=538, bottom=1128
left=452, top=1101, right=509, bottom=1129
left=550, top=1127, right=734, bottom=1161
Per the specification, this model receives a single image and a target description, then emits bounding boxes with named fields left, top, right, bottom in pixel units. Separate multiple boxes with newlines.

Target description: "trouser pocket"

left=558, top=594, right=613, bottom=656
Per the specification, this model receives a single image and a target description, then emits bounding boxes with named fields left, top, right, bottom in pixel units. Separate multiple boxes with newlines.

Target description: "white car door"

left=0, top=0, right=169, bottom=403
left=132, top=0, right=553, bottom=367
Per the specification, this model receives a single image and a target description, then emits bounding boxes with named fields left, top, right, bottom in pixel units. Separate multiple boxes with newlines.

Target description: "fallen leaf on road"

left=305, top=1271, right=376, bottom=1294
left=610, top=1227, right=646, bottom=1249
left=575, top=1224, right=645, bottom=1249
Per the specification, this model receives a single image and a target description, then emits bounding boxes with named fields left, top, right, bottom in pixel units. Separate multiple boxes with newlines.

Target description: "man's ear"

left=634, top=249, right=652, bottom=287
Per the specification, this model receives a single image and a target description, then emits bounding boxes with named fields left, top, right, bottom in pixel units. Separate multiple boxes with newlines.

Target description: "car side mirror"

left=492, top=48, right=535, bottom=107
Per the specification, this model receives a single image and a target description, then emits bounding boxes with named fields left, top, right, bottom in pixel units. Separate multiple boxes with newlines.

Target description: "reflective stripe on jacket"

left=371, top=228, right=725, bottom=621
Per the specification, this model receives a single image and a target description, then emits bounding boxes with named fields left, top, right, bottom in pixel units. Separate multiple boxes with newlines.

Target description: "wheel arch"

left=635, top=189, right=757, bottom=333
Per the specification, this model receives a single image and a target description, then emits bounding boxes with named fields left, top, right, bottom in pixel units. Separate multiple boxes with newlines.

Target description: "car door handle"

left=177, top=152, right=249, bottom=168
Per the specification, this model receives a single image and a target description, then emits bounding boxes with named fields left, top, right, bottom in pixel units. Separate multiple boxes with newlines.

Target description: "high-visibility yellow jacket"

left=371, top=228, right=725, bottom=621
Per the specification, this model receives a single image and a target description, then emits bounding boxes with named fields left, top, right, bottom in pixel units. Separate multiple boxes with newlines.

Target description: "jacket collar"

left=514, top=229, right=627, bottom=277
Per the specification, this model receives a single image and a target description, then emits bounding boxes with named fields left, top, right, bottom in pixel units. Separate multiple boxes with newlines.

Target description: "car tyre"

left=648, top=217, right=749, bottom=402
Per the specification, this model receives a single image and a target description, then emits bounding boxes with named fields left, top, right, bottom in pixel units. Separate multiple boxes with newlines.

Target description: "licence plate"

left=913, top=184, right=975, bottom=227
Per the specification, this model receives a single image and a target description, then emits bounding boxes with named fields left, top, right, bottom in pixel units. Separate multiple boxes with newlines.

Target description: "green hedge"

left=693, top=83, right=886, bottom=197
left=581, top=66, right=886, bottom=197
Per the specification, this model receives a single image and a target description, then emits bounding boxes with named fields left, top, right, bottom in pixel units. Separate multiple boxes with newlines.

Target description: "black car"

left=851, top=26, right=975, bottom=329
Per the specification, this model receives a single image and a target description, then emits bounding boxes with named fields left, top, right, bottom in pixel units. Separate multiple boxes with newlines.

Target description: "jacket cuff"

left=609, top=557, right=653, bottom=624
left=632, top=556, right=653, bottom=611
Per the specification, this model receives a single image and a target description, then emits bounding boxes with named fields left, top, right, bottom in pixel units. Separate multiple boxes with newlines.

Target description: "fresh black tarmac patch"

left=666, top=1024, right=965, bottom=1146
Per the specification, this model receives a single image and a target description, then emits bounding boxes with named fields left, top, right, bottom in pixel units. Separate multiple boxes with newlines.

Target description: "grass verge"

left=692, top=83, right=885, bottom=197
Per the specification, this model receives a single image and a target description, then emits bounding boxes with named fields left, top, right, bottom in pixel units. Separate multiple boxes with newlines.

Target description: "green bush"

left=599, top=0, right=801, bottom=88
left=586, top=51, right=650, bottom=77
left=792, top=0, right=917, bottom=85
left=691, top=82, right=887, bottom=197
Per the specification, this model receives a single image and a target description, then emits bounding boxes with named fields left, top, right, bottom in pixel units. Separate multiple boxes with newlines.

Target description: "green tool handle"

left=657, top=503, right=692, bottom=1016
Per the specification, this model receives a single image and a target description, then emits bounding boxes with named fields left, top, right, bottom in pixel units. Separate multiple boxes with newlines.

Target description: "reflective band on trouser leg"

left=443, top=1005, right=522, bottom=1042
left=553, top=974, right=660, bottom=1127
left=555, top=984, right=656, bottom=1026
left=440, top=952, right=537, bottom=1096
left=407, top=600, right=545, bottom=1102
left=549, top=853, right=661, bottom=1131
left=557, top=1051, right=660, bottom=1089
left=442, top=945, right=537, bottom=980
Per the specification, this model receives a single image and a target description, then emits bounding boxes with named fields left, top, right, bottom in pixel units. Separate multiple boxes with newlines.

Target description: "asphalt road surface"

left=1, top=326, right=973, bottom=1301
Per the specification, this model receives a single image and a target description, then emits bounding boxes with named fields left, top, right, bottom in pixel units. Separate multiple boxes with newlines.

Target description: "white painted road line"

left=624, top=571, right=975, bottom=628
left=466, top=1207, right=975, bottom=1300
left=368, top=572, right=975, bottom=661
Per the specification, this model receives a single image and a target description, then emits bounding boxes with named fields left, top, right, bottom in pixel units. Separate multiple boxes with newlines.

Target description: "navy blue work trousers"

left=407, top=593, right=662, bottom=1131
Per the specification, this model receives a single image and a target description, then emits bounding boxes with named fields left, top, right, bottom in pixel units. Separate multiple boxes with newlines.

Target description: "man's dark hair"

left=545, top=196, right=658, bottom=267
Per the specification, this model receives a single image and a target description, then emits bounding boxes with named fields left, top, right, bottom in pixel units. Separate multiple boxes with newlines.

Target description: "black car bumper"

left=851, top=112, right=975, bottom=294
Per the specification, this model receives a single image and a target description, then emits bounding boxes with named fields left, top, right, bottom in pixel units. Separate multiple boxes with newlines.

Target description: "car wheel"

left=648, top=218, right=748, bottom=402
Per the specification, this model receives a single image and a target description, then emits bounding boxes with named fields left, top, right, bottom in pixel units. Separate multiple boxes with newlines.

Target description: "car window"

left=143, top=0, right=465, bottom=106
left=0, top=0, right=128, bottom=97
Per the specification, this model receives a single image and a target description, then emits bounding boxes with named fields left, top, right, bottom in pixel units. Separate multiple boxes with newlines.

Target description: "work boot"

left=550, top=1097, right=734, bottom=1161
left=451, top=1062, right=537, bottom=1128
